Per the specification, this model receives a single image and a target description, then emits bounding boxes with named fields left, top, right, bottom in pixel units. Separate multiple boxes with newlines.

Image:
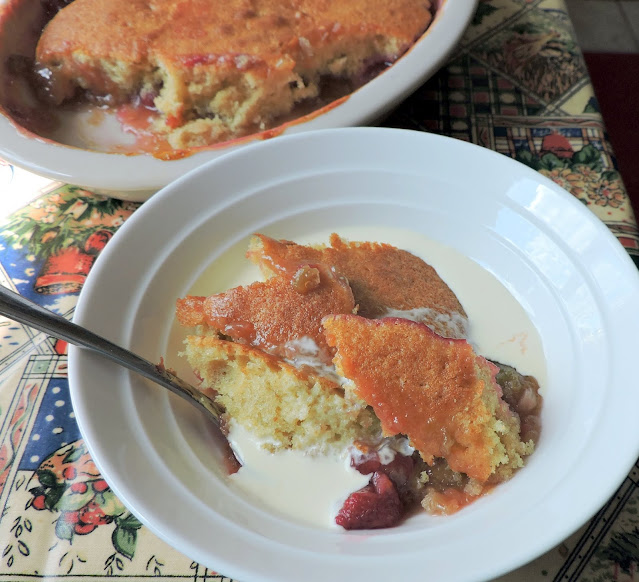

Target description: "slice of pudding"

left=322, top=314, right=534, bottom=484
left=248, top=233, right=469, bottom=339
left=181, top=335, right=380, bottom=453
left=35, top=0, right=433, bottom=148
left=176, top=262, right=354, bottom=365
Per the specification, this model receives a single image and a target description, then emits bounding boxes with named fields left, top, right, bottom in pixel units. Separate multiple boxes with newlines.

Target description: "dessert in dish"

left=31, top=0, right=434, bottom=151
left=176, top=233, right=543, bottom=529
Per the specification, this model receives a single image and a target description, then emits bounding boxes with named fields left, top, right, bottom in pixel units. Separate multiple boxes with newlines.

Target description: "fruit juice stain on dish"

left=185, top=226, right=546, bottom=528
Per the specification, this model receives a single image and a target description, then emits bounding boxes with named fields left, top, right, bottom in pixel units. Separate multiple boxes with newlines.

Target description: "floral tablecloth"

left=1, top=0, right=638, bottom=580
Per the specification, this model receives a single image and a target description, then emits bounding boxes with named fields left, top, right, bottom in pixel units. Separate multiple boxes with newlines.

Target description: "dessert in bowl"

left=68, top=128, right=639, bottom=581
left=0, top=0, right=477, bottom=199
left=176, top=232, right=543, bottom=528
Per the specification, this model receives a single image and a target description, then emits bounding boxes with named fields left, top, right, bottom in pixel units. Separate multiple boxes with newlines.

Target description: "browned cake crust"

left=176, top=262, right=355, bottom=363
left=35, top=0, right=433, bottom=148
left=323, top=314, right=532, bottom=483
left=248, top=233, right=468, bottom=338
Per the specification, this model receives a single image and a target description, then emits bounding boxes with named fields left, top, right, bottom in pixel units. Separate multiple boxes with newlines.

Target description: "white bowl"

left=0, top=0, right=477, bottom=200
left=69, top=127, right=639, bottom=582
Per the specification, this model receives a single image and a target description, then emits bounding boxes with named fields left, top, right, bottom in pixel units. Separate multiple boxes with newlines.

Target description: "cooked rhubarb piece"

left=493, top=361, right=543, bottom=445
left=323, top=314, right=533, bottom=483
left=176, top=263, right=354, bottom=364
left=248, top=233, right=468, bottom=339
left=336, top=472, right=402, bottom=530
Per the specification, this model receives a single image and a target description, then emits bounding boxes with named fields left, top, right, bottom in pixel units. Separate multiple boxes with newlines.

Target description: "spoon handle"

left=0, top=284, right=224, bottom=424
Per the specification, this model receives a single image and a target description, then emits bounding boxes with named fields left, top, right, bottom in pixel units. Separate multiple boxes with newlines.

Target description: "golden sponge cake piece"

left=181, top=335, right=380, bottom=453
left=35, top=0, right=433, bottom=148
left=248, top=233, right=468, bottom=339
left=322, top=314, right=533, bottom=483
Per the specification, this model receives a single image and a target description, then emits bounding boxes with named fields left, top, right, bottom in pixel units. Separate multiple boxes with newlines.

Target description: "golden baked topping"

left=177, top=262, right=354, bottom=363
left=323, top=314, right=519, bottom=483
left=34, top=0, right=434, bottom=150
left=249, top=233, right=468, bottom=338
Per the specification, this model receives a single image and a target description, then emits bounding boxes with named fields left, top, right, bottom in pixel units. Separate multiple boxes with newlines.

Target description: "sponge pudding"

left=35, top=0, right=434, bottom=148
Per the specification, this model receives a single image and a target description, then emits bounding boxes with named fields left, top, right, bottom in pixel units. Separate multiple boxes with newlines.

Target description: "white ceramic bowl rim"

left=69, top=127, right=639, bottom=582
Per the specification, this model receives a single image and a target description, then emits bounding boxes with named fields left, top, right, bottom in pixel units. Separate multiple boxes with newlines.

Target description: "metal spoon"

left=0, top=284, right=227, bottom=433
